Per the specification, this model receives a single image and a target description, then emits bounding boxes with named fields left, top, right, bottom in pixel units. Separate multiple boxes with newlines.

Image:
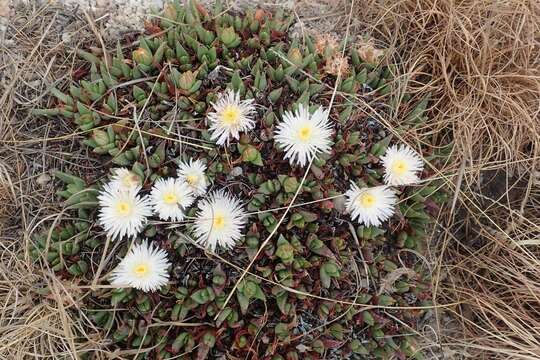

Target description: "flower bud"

left=287, top=48, right=303, bottom=66
left=241, top=145, right=263, bottom=165
left=91, top=129, right=110, bottom=146
left=132, top=47, right=152, bottom=66
left=219, top=27, right=238, bottom=47
left=276, top=243, right=294, bottom=264
left=357, top=41, right=384, bottom=64
left=163, top=3, right=177, bottom=21
left=178, top=70, right=196, bottom=90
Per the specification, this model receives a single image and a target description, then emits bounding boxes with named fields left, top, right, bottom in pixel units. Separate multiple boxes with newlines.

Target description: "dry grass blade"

left=2, top=0, right=539, bottom=358
left=354, top=0, right=540, bottom=358
left=0, top=3, right=112, bottom=358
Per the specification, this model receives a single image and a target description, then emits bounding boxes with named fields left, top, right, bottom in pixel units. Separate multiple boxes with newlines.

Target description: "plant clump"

left=31, top=1, right=448, bottom=358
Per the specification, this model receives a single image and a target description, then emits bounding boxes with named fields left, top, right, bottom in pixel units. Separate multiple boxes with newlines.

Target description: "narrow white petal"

left=98, top=183, right=152, bottom=240
left=110, top=240, right=171, bottom=292
left=150, top=177, right=195, bottom=221
left=345, top=184, right=397, bottom=227
left=274, top=104, right=333, bottom=167
left=177, top=158, right=208, bottom=196
left=206, top=89, right=256, bottom=146
left=380, top=145, right=424, bottom=186
left=109, top=168, right=141, bottom=191
left=193, top=190, right=248, bottom=251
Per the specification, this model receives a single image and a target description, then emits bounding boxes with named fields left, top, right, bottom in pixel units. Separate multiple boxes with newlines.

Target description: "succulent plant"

left=31, top=1, right=448, bottom=358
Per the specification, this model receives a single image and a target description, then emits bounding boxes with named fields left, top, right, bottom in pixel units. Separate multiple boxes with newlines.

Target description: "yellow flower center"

left=358, top=193, right=376, bottom=208
left=213, top=213, right=226, bottom=230
left=297, top=125, right=313, bottom=142
left=115, top=201, right=132, bottom=216
left=163, top=192, right=178, bottom=204
left=133, top=263, right=150, bottom=278
left=121, top=174, right=139, bottom=188
left=221, top=105, right=241, bottom=126
left=186, top=174, right=199, bottom=185
left=392, top=160, right=408, bottom=175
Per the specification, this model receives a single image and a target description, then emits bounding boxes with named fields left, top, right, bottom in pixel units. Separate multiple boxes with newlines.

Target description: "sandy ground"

left=3, top=1, right=346, bottom=41
left=0, top=0, right=9, bottom=42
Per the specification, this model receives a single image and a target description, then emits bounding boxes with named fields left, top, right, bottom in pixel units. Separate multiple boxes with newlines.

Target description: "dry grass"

left=1, top=0, right=539, bottom=358
left=354, top=0, right=540, bottom=358
left=0, top=3, right=110, bottom=358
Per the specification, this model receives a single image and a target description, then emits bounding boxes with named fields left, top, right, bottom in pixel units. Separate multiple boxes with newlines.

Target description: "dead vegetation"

left=356, top=0, right=540, bottom=358
left=0, top=4, right=107, bottom=358
left=0, top=0, right=539, bottom=358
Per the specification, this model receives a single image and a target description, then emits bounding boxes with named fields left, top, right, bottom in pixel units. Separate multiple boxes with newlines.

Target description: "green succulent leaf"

left=191, top=287, right=216, bottom=305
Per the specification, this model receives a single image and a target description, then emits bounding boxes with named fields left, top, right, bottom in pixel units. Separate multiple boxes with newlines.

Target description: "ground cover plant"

left=3, top=0, right=537, bottom=359
left=25, top=1, right=448, bottom=358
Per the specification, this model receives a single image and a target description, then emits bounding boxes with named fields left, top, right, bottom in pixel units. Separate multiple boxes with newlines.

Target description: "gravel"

left=5, top=0, right=347, bottom=41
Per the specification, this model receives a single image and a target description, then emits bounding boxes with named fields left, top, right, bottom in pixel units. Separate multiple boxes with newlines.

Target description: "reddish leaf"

left=196, top=344, right=210, bottom=360
left=144, top=20, right=163, bottom=35
left=195, top=3, right=209, bottom=17
left=254, top=9, right=267, bottom=22
left=321, top=339, right=344, bottom=348
left=270, top=30, right=285, bottom=41
left=72, top=67, right=88, bottom=80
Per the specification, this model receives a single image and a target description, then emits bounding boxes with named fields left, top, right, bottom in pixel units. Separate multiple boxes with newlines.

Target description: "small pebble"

left=332, top=195, right=347, bottom=214
left=61, top=32, right=71, bottom=43
left=36, top=173, right=52, bottom=186
left=229, top=166, right=243, bottom=177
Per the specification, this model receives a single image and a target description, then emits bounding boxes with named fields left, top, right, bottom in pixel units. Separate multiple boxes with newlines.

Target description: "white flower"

left=193, top=190, right=247, bottom=251
left=345, top=184, right=397, bottom=227
left=150, top=178, right=195, bottom=221
left=207, top=89, right=256, bottom=145
left=110, top=168, right=141, bottom=191
left=380, top=145, right=424, bottom=186
left=274, top=104, right=333, bottom=167
left=110, top=240, right=170, bottom=292
left=98, top=183, right=152, bottom=240
left=177, top=159, right=208, bottom=196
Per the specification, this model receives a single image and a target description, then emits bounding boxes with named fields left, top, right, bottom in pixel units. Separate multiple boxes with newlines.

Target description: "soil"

left=5, top=0, right=351, bottom=41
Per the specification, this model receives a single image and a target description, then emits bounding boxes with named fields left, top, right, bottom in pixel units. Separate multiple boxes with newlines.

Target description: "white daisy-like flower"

left=149, top=177, right=195, bottom=221
left=193, top=190, right=248, bottom=251
left=98, top=183, right=152, bottom=240
left=345, top=184, right=397, bottom=227
left=110, top=240, right=171, bottom=292
left=177, top=159, right=208, bottom=196
left=109, top=168, right=141, bottom=191
left=274, top=104, right=333, bottom=167
left=207, top=89, right=256, bottom=145
left=380, top=144, right=424, bottom=186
